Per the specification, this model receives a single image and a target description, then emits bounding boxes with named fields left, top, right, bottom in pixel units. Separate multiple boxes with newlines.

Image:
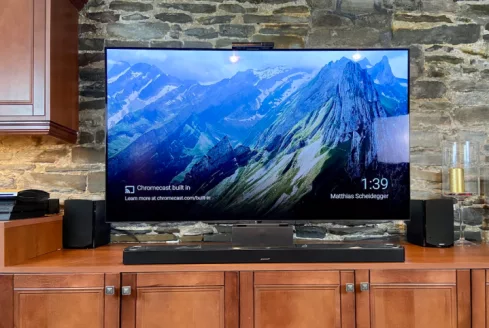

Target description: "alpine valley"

left=107, top=54, right=410, bottom=220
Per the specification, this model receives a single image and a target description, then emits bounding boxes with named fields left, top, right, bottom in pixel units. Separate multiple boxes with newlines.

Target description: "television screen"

left=105, top=48, right=410, bottom=222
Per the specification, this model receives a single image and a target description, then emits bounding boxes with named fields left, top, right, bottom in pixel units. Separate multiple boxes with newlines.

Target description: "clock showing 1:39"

left=361, top=178, right=389, bottom=190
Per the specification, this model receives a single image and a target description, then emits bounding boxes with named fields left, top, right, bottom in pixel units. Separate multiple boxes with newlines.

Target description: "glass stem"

left=458, top=201, right=465, bottom=241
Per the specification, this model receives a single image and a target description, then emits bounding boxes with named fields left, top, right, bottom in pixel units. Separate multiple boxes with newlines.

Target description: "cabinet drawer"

left=14, top=274, right=105, bottom=289
left=137, top=272, right=224, bottom=287
left=255, top=271, right=340, bottom=285
left=371, top=270, right=456, bottom=285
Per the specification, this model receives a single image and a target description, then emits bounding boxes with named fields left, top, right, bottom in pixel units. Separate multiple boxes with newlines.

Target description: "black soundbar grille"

left=123, top=244, right=405, bottom=264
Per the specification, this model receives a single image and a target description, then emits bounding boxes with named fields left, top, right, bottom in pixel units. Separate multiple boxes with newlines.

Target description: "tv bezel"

left=104, top=47, right=411, bottom=223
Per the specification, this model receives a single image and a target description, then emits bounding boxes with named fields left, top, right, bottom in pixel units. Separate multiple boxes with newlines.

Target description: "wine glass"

left=442, top=140, right=480, bottom=246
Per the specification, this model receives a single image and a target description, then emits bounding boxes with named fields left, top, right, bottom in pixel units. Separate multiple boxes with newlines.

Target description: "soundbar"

left=123, top=243, right=405, bottom=264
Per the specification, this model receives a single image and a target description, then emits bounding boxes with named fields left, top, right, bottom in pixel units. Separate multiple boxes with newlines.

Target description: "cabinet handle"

left=360, top=282, right=369, bottom=291
left=346, top=283, right=355, bottom=293
left=105, top=286, right=115, bottom=295
left=122, top=286, right=132, bottom=296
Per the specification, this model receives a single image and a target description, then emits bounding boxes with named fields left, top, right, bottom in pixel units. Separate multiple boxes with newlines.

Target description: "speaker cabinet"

left=63, top=200, right=110, bottom=249
left=407, top=199, right=454, bottom=248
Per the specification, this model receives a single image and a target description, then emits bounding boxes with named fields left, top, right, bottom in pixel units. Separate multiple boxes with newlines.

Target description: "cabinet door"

left=359, top=270, right=471, bottom=328
left=0, top=0, right=45, bottom=117
left=11, top=273, right=119, bottom=328
left=121, top=272, right=239, bottom=328
left=241, top=271, right=354, bottom=328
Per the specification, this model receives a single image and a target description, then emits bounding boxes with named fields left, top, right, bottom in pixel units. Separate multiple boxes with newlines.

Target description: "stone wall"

left=1, top=0, right=488, bottom=242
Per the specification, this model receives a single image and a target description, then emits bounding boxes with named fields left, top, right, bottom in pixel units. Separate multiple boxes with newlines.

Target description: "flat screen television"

left=105, top=48, right=410, bottom=222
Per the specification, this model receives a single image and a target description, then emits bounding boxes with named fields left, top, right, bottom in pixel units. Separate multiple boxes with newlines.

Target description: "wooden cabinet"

left=0, top=0, right=79, bottom=142
left=358, top=269, right=471, bottom=328
left=240, top=271, right=355, bottom=328
left=0, top=269, right=481, bottom=328
left=121, top=272, right=239, bottom=328
left=0, top=273, right=120, bottom=328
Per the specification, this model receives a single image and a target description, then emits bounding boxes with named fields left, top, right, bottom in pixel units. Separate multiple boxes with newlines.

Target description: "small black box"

left=63, top=200, right=110, bottom=249
left=407, top=199, right=454, bottom=248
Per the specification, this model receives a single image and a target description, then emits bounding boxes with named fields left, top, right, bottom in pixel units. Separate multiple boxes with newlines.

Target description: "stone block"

left=184, top=27, right=219, bottom=39
left=273, top=6, right=310, bottom=14
left=95, top=130, right=105, bottom=144
left=107, top=23, right=170, bottom=40
left=155, top=13, right=193, bottom=23
left=295, top=226, right=327, bottom=239
left=105, top=40, right=150, bottom=47
left=450, top=80, right=489, bottom=92
left=80, top=82, right=106, bottom=98
left=78, top=131, right=94, bottom=144
left=219, top=4, right=246, bottom=13
left=88, top=172, right=105, bottom=193
left=0, top=164, right=35, bottom=172
left=425, top=55, right=464, bottom=64
left=393, top=24, right=481, bottom=45
left=79, top=38, right=105, bottom=51
left=328, top=226, right=386, bottom=236
left=219, top=24, right=255, bottom=37
left=78, top=53, right=105, bottom=67
left=151, top=41, right=183, bottom=48
left=72, top=147, right=105, bottom=164
left=312, top=11, right=353, bottom=27
left=183, top=41, right=213, bottom=48
left=411, top=80, right=447, bottom=99
left=86, top=11, right=120, bottom=23
left=308, top=27, right=383, bottom=47
left=79, top=68, right=105, bottom=82
left=411, top=167, right=442, bottom=182
left=80, top=99, right=106, bottom=111
left=122, top=14, right=149, bottom=21
left=410, top=151, right=442, bottom=166
left=394, top=13, right=452, bottom=23
left=259, top=24, right=309, bottom=36
left=243, top=14, right=309, bottom=24
left=306, top=0, right=335, bottom=9
left=28, top=173, right=87, bottom=192
left=0, top=176, right=16, bottom=189
left=454, top=106, right=489, bottom=124
left=159, top=3, right=217, bottom=13
left=35, top=149, right=69, bottom=163
left=198, top=15, right=235, bottom=25
left=180, top=235, right=204, bottom=242
left=411, top=131, right=442, bottom=149
left=79, top=24, right=97, bottom=34
left=109, top=1, right=153, bottom=12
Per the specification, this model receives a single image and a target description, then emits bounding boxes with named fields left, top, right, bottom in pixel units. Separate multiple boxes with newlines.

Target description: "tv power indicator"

left=260, top=258, right=271, bottom=261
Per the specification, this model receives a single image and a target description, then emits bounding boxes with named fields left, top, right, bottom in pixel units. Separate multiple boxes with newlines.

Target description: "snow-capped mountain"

left=367, top=56, right=408, bottom=116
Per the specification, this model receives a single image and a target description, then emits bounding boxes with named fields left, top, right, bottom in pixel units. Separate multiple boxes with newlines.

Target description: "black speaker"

left=63, top=200, right=110, bottom=249
left=407, top=199, right=454, bottom=248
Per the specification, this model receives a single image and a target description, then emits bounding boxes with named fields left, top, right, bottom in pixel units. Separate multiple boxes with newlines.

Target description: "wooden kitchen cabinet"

left=357, top=269, right=471, bottom=328
left=0, top=273, right=120, bottom=328
left=0, top=0, right=79, bottom=142
left=120, top=272, right=239, bottom=328
left=240, top=271, right=355, bottom=328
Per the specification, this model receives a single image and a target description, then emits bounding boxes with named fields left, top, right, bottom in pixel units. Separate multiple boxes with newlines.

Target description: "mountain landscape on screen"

left=107, top=51, right=409, bottom=220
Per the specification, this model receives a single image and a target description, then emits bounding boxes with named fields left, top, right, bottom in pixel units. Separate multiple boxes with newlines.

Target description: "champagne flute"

left=442, top=141, right=480, bottom=246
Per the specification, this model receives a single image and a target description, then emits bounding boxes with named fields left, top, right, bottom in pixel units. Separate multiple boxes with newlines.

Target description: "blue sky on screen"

left=107, top=49, right=409, bottom=84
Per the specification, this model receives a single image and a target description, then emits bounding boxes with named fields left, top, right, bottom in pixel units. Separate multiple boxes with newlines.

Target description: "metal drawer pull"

left=122, top=286, right=132, bottom=296
left=346, top=283, right=355, bottom=292
left=360, top=282, right=369, bottom=291
left=105, top=286, right=115, bottom=295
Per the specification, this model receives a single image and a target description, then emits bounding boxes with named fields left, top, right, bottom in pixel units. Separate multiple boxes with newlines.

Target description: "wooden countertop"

left=2, top=243, right=489, bottom=273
